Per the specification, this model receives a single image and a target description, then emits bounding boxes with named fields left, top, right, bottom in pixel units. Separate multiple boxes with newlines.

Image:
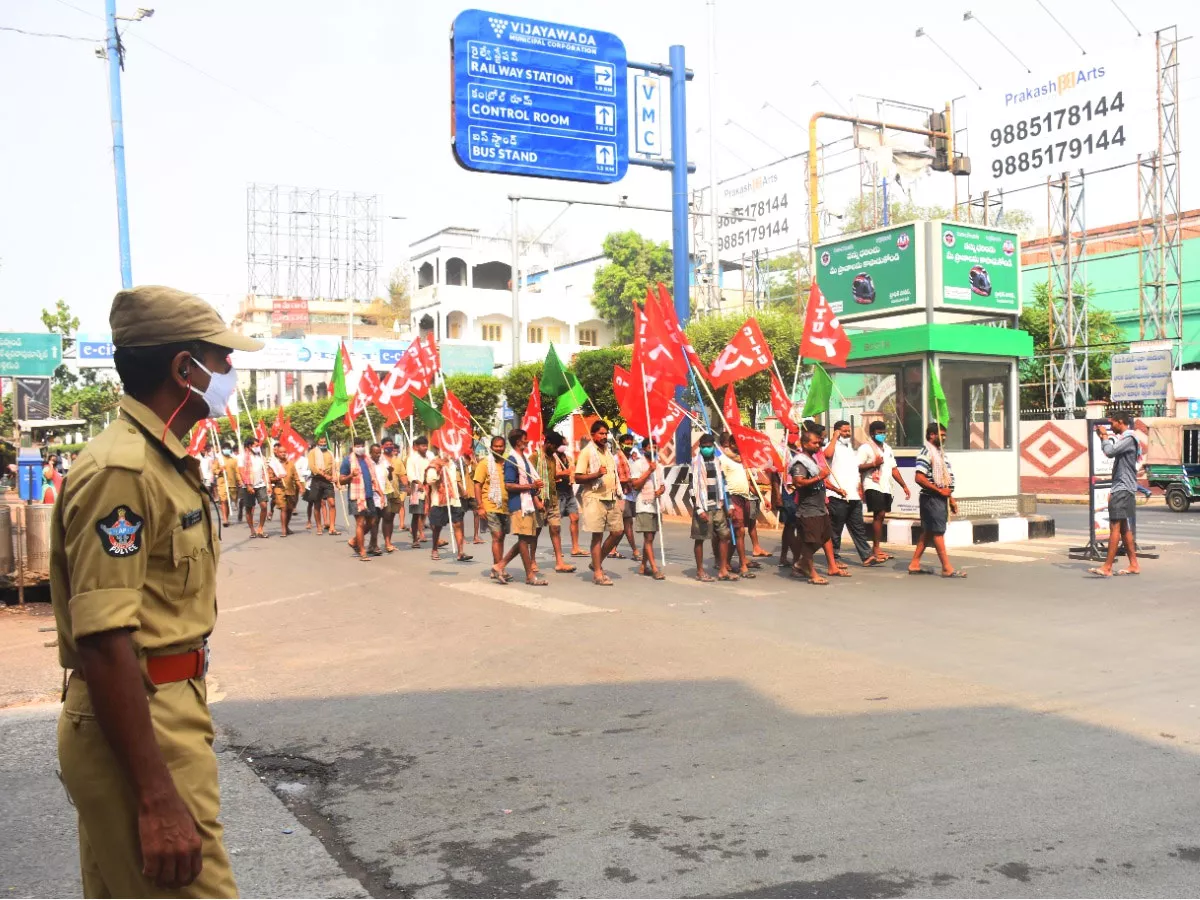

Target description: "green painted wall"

left=1021, top=237, right=1199, bottom=364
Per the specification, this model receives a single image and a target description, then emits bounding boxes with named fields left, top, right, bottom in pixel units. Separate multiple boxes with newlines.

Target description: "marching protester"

left=630, top=437, right=666, bottom=580
left=909, top=422, right=964, bottom=578
left=503, top=428, right=547, bottom=586
left=773, top=432, right=801, bottom=569
left=552, top=437, right=585, bottom=557
left=1091, top=412, right=1142, bottom=577
left=214, top=443, right=238, bottom=527
left=532, top=431, right=577, bottom=574
left=293, top=442, right=313, bottom=531
left=691, top=432, right=736, bottom=583
left=307, top=436, right=339, bottom=536
left=789, top=426, right=836, bottom=585
left=858, top=420, right=910, bottom=564
left=341, top=437, right=385, bottom=561
left=239, top=437, right=270, bottom=538
left=805, top=421, right=851, bottom=577
left=406, top=435, right=432, bottom=549
left=475, top=434, right=512, bottom=583
left=461, top=447, right=484, bottom=544
left=425, top=448, right=471, bottom=562
left=268, top=442, right=300, bottom=537
left=615, top=432, right=641, bottom=561
left=379, top=437, right=406, bottom=553
left=574, top=420, right=626, bottom=586
left=827, top=420, right=875, bottom=567
left=717, top=435, right=758, bottom=579
left=747, top=462, right=773, bottom=561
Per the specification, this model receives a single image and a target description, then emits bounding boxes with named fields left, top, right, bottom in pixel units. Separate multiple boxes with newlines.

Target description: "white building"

left=408, top=227, right=616, bottom=369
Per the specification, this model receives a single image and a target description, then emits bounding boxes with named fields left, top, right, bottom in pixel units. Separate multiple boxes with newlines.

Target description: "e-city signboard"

left=972, top=39, right=1155, bottom=194
left=816, top=223, right=922, bottom=321
left=451, top=9, right=628, bottom=184
left=934, top=223, right=1020, bottom=314
left=716, top=157, right=803, bottom=257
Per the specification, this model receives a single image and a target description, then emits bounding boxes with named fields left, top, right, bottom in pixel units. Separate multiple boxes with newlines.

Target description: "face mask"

left=873, top=434, right=886, bottom=444
left=251, top=447, right=261, bottom=455
left=318, top=444, right=327, bottom=452
left=188, top=358, right=238, bottom=419
left=838, top=436, right=851, bottom=446
left=354, top=447, right=366, bottom=457
left=622, top=445, right=633, bottom=456
left=222, top=449, right=232, bottom=457
left=700, top=446, right=715, bottom=459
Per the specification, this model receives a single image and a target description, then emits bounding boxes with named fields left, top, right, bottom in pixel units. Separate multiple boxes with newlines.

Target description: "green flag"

left=542, top=343, right=590, bottom=426
left=413, top=394, right=446, bottom=432
left=315, top=344, right=350, bottom=437
left=800, top=363, right=834, bottom=418
left=929, top=360, right=950, bottom=427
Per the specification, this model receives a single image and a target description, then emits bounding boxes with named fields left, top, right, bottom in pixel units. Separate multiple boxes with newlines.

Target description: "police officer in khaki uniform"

left=50, top=285, right=262, bottom=897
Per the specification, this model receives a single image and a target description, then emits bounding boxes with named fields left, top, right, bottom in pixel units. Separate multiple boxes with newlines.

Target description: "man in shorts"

left=789, top=427, right=835, bottom=584
left=908, top=422, right=962, bottom=578
left=425, top=449, right=471, bottom=562
left=717, top=435, right=757, bottom=579
left=629, top=438, right=666, bottom=579
left=1093, top=411, right=1141, bottom=577
left=552, top=440, right=584, bottom=556
left=616, top=432, right=642, bottom=561
left=691, top=433, right=735, bottom=582
left=379, top=437, right=406, bottom=553
left=857, top=420, right=910, bottom=564
left=474, top=435, right=512, bottom=583
left=503, top=428, right=547, bottom=586
left=532, top=432, right=577, bottom=574
left=406, top=435, right=432, bottom=548
left=574, top=420, right=625, bottom=586
left=307, top=436, right=339, bottom=535
left=238, top=437, right=270, bottom=539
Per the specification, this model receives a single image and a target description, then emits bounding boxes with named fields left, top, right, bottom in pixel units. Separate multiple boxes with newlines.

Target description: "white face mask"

left=354, top=447, right=366, bottom=457
left=188, top=357, right=238, bottom=419
left=838, top=435, right=852, bottom=445
left=251, top=447, right=261, bottom=455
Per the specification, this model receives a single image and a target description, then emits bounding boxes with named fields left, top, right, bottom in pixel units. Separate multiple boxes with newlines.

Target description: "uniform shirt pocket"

left=168, top=525, right=211, bottom=604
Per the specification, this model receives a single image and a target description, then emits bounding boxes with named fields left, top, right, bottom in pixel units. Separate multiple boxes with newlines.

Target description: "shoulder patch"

left=95, top=506, right=145, bottom=557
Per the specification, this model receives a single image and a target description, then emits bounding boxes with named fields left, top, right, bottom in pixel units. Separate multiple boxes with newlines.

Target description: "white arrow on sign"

left=595, top=104, right=613, bottom=127
left=596, top=144, right=613, bottom=165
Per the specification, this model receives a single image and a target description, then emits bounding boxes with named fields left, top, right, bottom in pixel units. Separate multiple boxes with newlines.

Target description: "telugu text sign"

left=452, top=9, right=627, bottom=184
left=0, top=333, right=62, bottom=377
left=937, top=223, right=1021, bottom=314
left=1110, top=348, right=1173, bottom=401
left=816, top=224, right=920, bottom=320
left=972, top=40, right=1155, bottom=194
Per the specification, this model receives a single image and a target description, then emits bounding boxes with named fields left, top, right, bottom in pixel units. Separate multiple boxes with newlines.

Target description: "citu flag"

left=442, top=388, right=472, bottom=431
left=278, top=424, right=309, bottom=461
left=769, top=370, right=797, bottom=433
left=654, top=282, right=707, bottom=380
left=707, top=318, right=774, bottom=388
left=521, top=375, right=544, bottom=446
left=648, top=399, right=688, bottom=448
left=619, top=350, right=674, bottom=437
left=347, top=364, right=382, bottom=426
left=270, top=406, right=286, bottom=440
left=328, top=341, right=353, bottom=394
left=722, top=383, right=741, bottom=428
left=253, top=418, right=269, bottom=446
left=432, top=395, right=471, bottom=459
left=419, top=333, right=440, bottom=375
left=636, top=289, right=689, bottom=390
left=730, top=422, right=785, bottom=472
left=799, top=281, right=852, bottom=368
left=186, top=425, right=208, bottom=456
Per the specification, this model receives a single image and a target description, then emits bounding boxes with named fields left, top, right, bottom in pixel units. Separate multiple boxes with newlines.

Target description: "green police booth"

left=812, top=220, right=1042, bottom=544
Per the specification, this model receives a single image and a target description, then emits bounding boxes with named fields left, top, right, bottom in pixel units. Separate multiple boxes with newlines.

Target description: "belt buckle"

left=198, top=644, right=210, bottom=679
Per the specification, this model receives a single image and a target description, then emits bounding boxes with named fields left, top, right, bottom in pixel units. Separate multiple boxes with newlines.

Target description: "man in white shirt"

left=628, top=438, right=666, bottom=579
left=239, top=437, right=270, bottom=539
left=406, top=435, right=432, bottom=549
left=857, top=420, right=911, bottom=563
left=827, top=420, right=875, bottom=566
left=717, top=434, right=758, bottom=579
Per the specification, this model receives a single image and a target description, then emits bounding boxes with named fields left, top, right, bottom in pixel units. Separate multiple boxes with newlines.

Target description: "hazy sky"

left=2, top=0, right=1196, bottom=334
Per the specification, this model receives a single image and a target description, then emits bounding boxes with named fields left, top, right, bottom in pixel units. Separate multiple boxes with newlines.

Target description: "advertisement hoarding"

left=934, top=222, right=1021, bottom=314
left=716, top=156, right=804, bottom=258
left=1110, top=348, right=1173, bottom=401
left=815, top=223, right=922, bottom=320
left=271, top=298, right=310, bottom=327
left=971, top=40, right=1155, bottom=195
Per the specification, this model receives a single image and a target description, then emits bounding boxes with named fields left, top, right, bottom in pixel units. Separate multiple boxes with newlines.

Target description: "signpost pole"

left=669, top=44, right=693, bottom=460
left=511, top=197, right=521, bottom=368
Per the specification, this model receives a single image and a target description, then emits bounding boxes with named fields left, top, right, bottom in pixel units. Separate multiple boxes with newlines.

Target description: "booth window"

left=833, top=362, right=924, bottom=448
left=939, top=360, right=1012, bottom=450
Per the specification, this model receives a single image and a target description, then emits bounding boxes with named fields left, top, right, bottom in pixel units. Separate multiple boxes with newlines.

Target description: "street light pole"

left=105, top=0, right=132, bottom=289
left=510, top=197, right=520, bottom=367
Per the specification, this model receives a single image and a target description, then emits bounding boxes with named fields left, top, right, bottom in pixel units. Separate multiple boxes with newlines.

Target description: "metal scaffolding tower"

left=1046, top=169, right=1088, bottom=415
left=1137, top=26, right=1183, bottom=350
left=246, top=184, right=280, bottom=298
left=344, top=193, right=380, bottom=303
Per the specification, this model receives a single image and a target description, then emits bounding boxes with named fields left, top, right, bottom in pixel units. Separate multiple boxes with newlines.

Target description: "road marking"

left=441, top=581, right=616, bottom=616
left=222, top=576, right=391, bottom=614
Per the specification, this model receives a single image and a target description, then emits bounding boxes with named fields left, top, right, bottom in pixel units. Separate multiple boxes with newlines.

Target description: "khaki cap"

left=110, top=285, right=264, bottom=351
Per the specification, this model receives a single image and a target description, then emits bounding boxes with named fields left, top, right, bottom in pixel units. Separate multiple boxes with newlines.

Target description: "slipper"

left=437, top=540, right=449, bottom=548
left=746, top=560, right=762, bottom=569
left=696, top=573, right=715, bottom=583
left=752, top=550, right=773, bottom=558
left=593, top=575, right=614, bottom=586
left=385, top=546, right=396, bottom=554
left=608, top=551, right=625, bottom=559
left=631, top=551, right=643, bottom=561
left=490, top=569, right=513, bottom=584
left=472, top=539, right=486, bottom=545
left=328, top=530, right=342, bottom=536
left=828, top=568, right=852, bottom=578
left=907, top=568, right=932, bottom=575
left=526, top=577, right=549, bottom=586
left=808, top=576, right=830, bottom=586
left=739, top=570, right=757, bottom=579
left=863, top=557, right=884, bottom=567
left=1115, top=569, right=1140, bottom=576
left=431, top=552, right=441, bottom=561
left=555, top=564, right=578, bottom=574
left=456, top=554, right=473, bottom=562
left=651, top=571, right=666, bottom=580
left=874, top=552, right=895, bottom=561
left=368, top=549, right=383, bottom=557
left=1087, top=567, right=1113, bottom=578
left=940, top=570, right=967, bottom=578
left=717, top=573, right=740, bottom=582
left=358, top=556, right=371, bottom=562
left=571, top=551, right=589, bottom=558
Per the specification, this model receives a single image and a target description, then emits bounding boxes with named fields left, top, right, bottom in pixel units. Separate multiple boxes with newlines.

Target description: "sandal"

left=717, top=573, right=740, bottom=582
left=358, top=555, right=371, bottom=562
left=940, top=570, right=967, bottom=578
left=526, top=577, right=549, bottom=586
left=752, top=550, right=772, bottom=558
left=828, top=568, right=852, bottom=578
left=907, top=567, right=932, bottom=575
left=863, top=557, right=884, bottom=567
left=555, top=564, right=578, bottom=573
left=808, top=575, right=829, bottom=586
left=592, top=574, right=614, bottom=586
left=490, top=568, right=513, bottom=584
left=738, top=570, right=757, bottom=579
left=651, top=571, right=666, bottom=580
left=384, top=545, right=396, bottom=554
left=746, top=560, right=762, bottom=570
left=457, top=554, right=473, bottom=562
left=608, top=551, right=625, bottom=559
left=570, top=550, right=589, bottom=558
left=696, top=572, right=716, bottom=583
left=368, top=549, right=382, bottom=557
left=431, top=552, right=441, bottom=561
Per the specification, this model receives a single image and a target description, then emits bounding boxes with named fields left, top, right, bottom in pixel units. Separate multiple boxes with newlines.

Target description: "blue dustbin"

left=17, top=449, right=43, bottom=503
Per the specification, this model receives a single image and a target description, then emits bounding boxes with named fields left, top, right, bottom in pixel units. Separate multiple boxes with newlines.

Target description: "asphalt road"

left=4, top=505, right=1200, bottom=898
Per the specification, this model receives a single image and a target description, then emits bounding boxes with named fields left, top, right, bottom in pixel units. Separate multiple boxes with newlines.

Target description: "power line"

left=0, top=24, right=94, bottom=41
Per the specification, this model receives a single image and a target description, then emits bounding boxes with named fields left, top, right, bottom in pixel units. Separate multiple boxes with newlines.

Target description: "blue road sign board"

left=452, top=9, right=628, bottom=184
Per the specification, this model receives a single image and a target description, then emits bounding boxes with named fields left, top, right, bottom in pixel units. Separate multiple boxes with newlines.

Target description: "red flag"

left=621, top=351, right=673, bottom=436
left=730, top=423, right=784, bottom=472
left=253, top=418, right=269, bottom=446
left=376, top=353, right=426, bottom=422
left=187, top=425, right=208, bottom=456
left=613, top=364, right=634, bottom=407
left=432, top=395, right=471, bottom=459
left=350, top=364, right=382, bottom=420
left=708, top=318, right=774, bottom=387
left=655, top=282, right=707, bottom=380
left=278, top=423, right=309, bottom=461
left=419, top=333, right=441, bottom=376
left=648, top=399, right=688, bottom=448
left=799, top=281, right=852, bottom=368
left=769, top=370, right=797, bottom=431
left=722, top=383, right=741, bottom=428
left=521, top=376, right=544, bottom=445
left=636, top=290, right=689, bottom=390
left=270, top=406, right=285, bottom=439
left=443, top=388, right=471, bottom=431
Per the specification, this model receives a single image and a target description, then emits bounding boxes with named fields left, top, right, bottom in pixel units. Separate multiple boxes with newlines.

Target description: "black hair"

left=590, top=420, right=609, bottom=435
left=869, top=421, right=888, bottom=435
left=1108, top=410, right=1133, bottom=427
left=545, top=432, right=565, bottom=448
left=926, top=422, right=946, bottom=439
left=802, top=419, right=826, bottom=436
left=619, top=432, right=634, bottom=443
left=113, top=340, right=212, bottom=399
left=352, top=436, right=366, bottom=446
left=834, top=419, right=850, bottom=430
left=641, top=437, right=652, bottom=451
left=508, top=428, right=527, bottom=446
left=414, top=435, right=429, bottom=446
left=698, top=433, right=715, bottom=447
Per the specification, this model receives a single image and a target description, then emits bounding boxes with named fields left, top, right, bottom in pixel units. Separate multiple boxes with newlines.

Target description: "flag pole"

left=432, top=367, right=464, bottom=556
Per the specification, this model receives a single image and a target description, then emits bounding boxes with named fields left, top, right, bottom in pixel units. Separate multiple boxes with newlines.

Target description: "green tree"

left=40, top=298, right=83, bottom=389
left=591, top=231, right=673, bottom=342
left=499, top=361, right=550, bottom=433
left=363, top=269, right=412, bottom=331
left=685, top=309, right=804, bottom=426
left=1018, top=281, right=1124, bottom=406
left=572, top=346, right=632, bottom=426
left=841, top=193, right=952, bottom=235
left=760, top=251, right=812, bottom=310
left=430, top=374, right=502, bottom=431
